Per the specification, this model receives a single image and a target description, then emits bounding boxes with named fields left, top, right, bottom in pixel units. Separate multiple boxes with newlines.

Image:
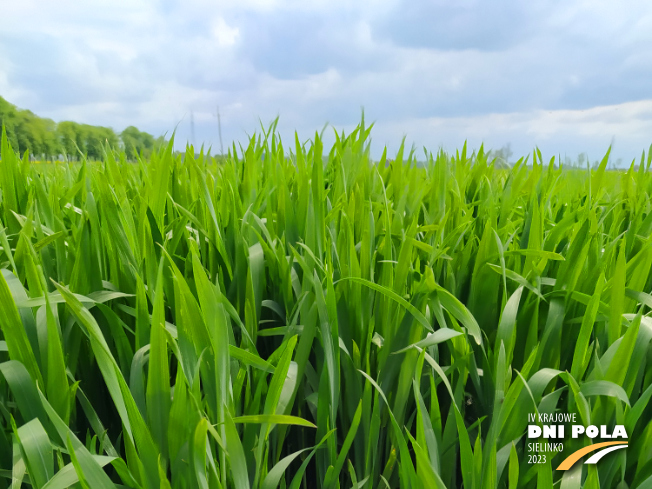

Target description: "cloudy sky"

left=1, top=0, right=652, bottom=164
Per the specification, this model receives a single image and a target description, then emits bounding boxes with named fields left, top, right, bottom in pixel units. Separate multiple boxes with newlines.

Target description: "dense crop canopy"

left=0, top=121, right=651, bottom=488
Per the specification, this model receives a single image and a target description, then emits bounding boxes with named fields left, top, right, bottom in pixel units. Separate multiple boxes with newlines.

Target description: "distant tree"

left=84, top=125, right=103, bottom=160
left=22, top=113, right=58, bottom=159
left=56, top=121, right=84, bottom=159
left=0, top=96, right=20, bottom=151
left=102, top=126, right=119, bottom=151
left=121, top=126, right=155, bottom=160
left=154, top=135, right=167, bottom=152
left=0, top=97, right=61, bottom=159
left=83, top=125, right=118, bottom=160
left=487, top=143, right=513, bottom=166
left=1, top=95, right=165, bottom=161
left=40, top=119, right=59, bottom=159
left=17, top=111, right=38, bottom=155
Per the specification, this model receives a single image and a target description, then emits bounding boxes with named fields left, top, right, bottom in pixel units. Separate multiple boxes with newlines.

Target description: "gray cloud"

left=234, top=11, right=386, bottom=79
left=0, top=0, right=651, bottom=164
left=371, top=0, right=538, bottom=51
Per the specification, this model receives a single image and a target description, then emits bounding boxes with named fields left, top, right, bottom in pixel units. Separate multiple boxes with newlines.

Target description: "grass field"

left=0, top=121, right=651, bottom=489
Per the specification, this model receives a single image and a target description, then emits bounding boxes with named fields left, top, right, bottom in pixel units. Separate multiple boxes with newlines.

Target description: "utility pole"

left=190, top=110, right=195, bottom=149
left=217, top=106, right=224, bottom=156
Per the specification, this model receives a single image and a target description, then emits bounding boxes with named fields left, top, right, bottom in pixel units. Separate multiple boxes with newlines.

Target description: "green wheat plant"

left=0, top=119, right=651, bottom=488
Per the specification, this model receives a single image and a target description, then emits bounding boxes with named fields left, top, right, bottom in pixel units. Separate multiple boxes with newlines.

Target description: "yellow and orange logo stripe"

left=556, top=442, right=628, bottom=470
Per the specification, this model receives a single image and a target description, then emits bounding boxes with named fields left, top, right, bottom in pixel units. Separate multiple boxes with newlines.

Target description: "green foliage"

left=121, top=126, right=166, bottom=160
left=0, top=97, right=58, bottom=158
left=0, top=96, right=159, bottom=161
left=55, top=121, right=121, bottom=161
left=0, top=118, right=651, bottom=488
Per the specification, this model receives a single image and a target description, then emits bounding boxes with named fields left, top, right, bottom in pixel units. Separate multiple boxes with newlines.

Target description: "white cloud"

left=212, top=17, right=240, bottom=46
left=369, top=100, right=652, bottom=163
left=0, top=0, right=651, bottom=163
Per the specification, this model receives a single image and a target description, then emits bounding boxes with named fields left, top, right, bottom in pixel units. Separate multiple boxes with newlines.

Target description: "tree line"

left=0, top=96, right=165, bottom=161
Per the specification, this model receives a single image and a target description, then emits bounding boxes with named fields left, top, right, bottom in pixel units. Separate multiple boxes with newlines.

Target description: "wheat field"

left=0, top=121, right=651, bottom=488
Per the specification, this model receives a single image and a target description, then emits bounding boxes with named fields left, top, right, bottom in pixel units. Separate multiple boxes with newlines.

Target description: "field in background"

left=0, top=121, right=651, bottom=488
